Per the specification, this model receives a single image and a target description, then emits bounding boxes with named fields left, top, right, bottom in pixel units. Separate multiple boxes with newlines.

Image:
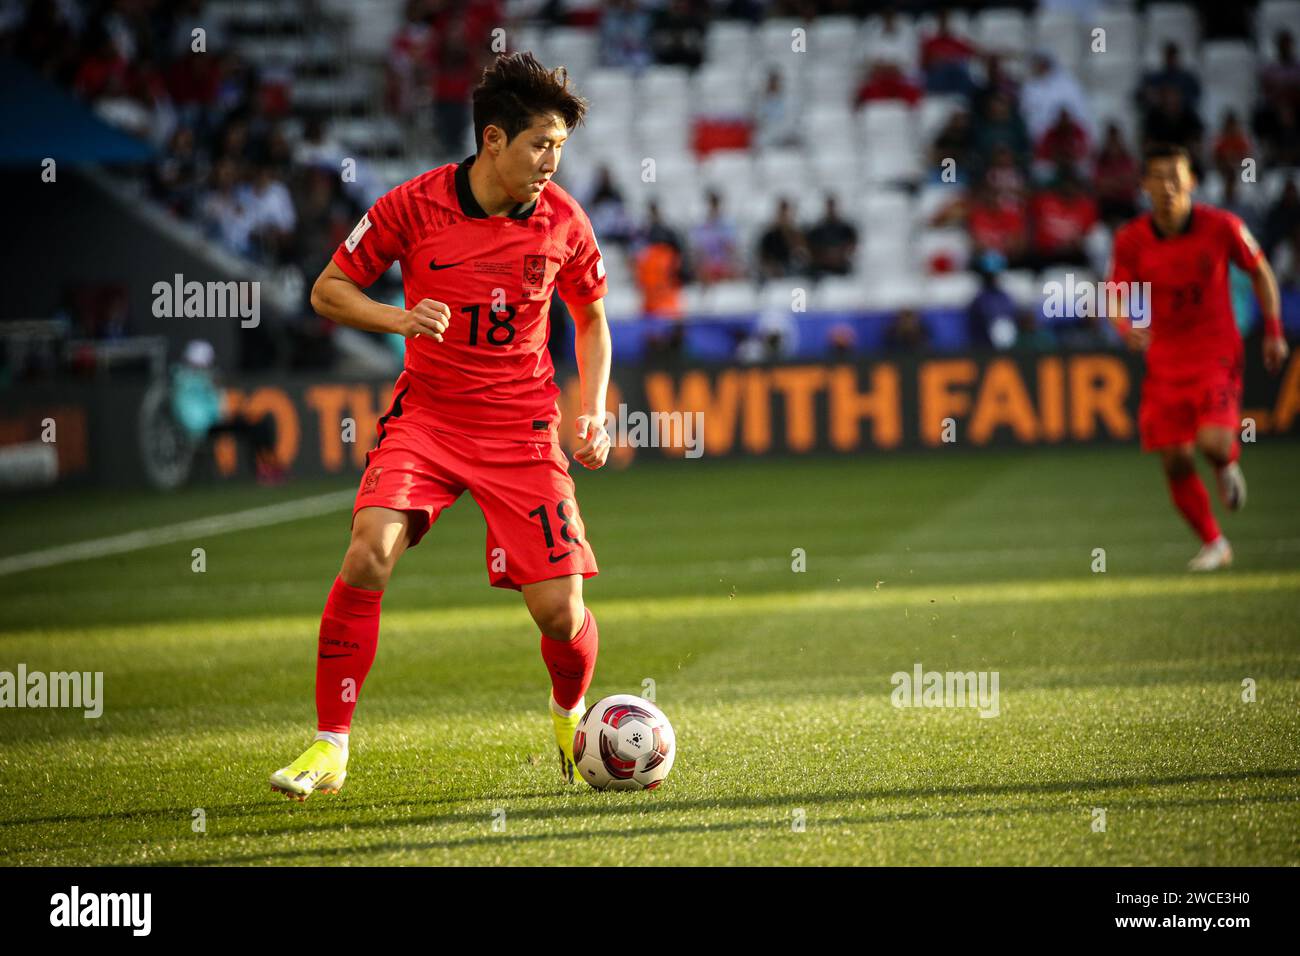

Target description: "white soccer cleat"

left=1188, top=536, right=1233, bottom=572
left=1215, top=462, right=1247, bottom=511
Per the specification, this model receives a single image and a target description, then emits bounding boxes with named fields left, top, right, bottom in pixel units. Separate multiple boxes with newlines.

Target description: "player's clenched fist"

left=573, top=414, right=611, bottom=470
left=396, top=298, right=451, bottom=341
left=1263, top=335, right=1289, bottom=374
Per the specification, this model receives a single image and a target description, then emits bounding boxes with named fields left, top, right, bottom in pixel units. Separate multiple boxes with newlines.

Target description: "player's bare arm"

left=310, top=260, right=452, bottom=341
left=571, top=296, right=612, bottom=470
left=1249, top=256, right=1290, bottom=373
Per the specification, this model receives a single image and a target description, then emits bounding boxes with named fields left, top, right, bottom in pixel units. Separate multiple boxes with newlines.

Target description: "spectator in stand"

left=756, top=69, right=803, bottom=148
left=919, top=8, right=978, bottom=96
left=1020, top=51, right=1093, bottom=147
left=431, top=19, right=477, bottom=156
left=240, top=162, right=297, bottom=265
left=1093, top=121, right=1139, bottom=226
left=387, top=0, right=433, bottom=117
left=599, top=0, right=652, bottom=71
left=1138, top=42, right=1201, bottom=114
left=635, top=239, right=685, bottom=320
left=1260, top=30, right=1300, bottom=111
left=971, top=93, right=1031, bottom=176
left=967, top=174, right=1029, bottom=267
left=1219, top=174, right=1262, bottom=237
left=984, top=144, right=1028, bottom=201
left=1029, top=166, right=1098, bottom=268
left=649, top=0, right=707, bottom=69
left=1142, top=86, right=1205, bottom=163
left=1035, top=107, right=1090, bottom=177
left=691, top=191, right=742, bottom=284
left=1255, top=99, right=1300, bottom=167
left=854, top=59, right=923, bottom=107
left=806, top=195, right=859, bottom=279
left=152, top=125, right=208, bottom=217
left=1263, top=178, right=1300, bottom=285
left=930, top=106, right=972, bottom=183
left=965, top=252, right=1020, bottom=349
left=585, top=165, right=635, bottom=249
left=637, top=199, right=687, bottom=259
left=757, top=197, right=811, bottom=279
left=884, top=307, right=929, bottom=352
left=199, top=158, right=255, bottom=257
left=1212, top=110, right=1254, bottom=180
left=972, top=53, right=1018, bottom=116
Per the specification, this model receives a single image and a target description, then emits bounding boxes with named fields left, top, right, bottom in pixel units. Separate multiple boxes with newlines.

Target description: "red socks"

left=315, top=575, right=383, bottom=733
left=539, top=608, right=599, bottom=711
left=1168, top=472, right=1220, bottom=544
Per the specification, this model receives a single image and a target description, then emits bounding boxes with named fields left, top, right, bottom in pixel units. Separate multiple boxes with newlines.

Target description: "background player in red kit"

left=1108, top=144, right=1289, bottom=571
left=270, top=53, right=613, bottom=798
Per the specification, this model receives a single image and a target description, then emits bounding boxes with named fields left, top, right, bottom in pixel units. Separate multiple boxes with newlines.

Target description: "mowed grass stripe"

left=5, top=569, right=1296, bottom=645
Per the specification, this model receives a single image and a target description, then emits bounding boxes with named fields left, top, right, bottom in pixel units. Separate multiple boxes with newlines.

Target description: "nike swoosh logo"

left=547, top=550, right=576, bottom=563
left=429, top=259, right=462, bottom=271
left=318, top=653, right=351, bottom=659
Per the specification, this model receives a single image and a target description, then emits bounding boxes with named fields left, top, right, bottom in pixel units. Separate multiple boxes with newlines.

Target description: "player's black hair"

left=471, top=52, right=588, bottom=155
left=1142, top=142, right=1193, bottom=172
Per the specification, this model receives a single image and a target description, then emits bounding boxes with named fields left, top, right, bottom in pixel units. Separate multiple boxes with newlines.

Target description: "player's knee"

left=533, top=595, right=585, bottom=641
left=1162, top=452, right=1195, bottom=479
left=342, top=536, right=397, bottom=589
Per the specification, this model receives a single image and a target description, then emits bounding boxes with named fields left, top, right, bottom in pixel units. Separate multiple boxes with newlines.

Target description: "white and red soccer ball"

left=573, top=694, right=675, bottom=791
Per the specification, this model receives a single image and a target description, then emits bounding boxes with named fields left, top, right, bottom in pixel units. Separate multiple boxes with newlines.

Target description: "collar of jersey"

left=1150, top=206, right=1195, bottom=240
left=455, top=154, right=538, bottom=220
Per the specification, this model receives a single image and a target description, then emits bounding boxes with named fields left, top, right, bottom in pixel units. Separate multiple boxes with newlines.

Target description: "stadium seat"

left=705, top=20, right=757, bottom=69
left=1033, top=8, right=1084, bottom=74
left=998, top=269, right=1041, bottom=310
left=705, top=280, right=762, bottom=316
left=1143, top=3, right=1200, bottom=64
left=641, top=65, right=693, bottom=115
left=860, top=13, right=920, bottom=72
left=1257, top=1, right=1300, bottom=57
left=546, top=27, right=598, bottom=77
left=918, top=95, right=968, bottom=145
left=693, top=62, right=753, bottom=117
left=974, top=8, right=1031, bottom=58
left=860, top=103, right=918, bottom=185
left=917, top=227, right=972, bottom=274
left=759, top=18, right=809, bottom=64
left=862, top=272, right=923, bottom=311
left=808, top=16, right=861, bottom=66
left=921, top=272, right=980, bottom=309
left=1083, top=9, right=1142, bottom=91
left=812, top=276, right=869, bottom=312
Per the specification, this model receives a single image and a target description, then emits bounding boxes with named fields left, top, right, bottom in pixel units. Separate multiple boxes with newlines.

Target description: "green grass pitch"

left=0, top=444, right=1297, bottom=865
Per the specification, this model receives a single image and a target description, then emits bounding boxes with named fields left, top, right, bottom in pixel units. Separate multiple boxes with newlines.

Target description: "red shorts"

left=1138, top=367, right=1242, bottom=451
left=352, top=415, right=598, bottom=590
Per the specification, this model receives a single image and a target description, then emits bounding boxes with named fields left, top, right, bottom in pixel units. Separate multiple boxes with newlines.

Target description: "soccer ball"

left=573, top=694, right=675, bottom=791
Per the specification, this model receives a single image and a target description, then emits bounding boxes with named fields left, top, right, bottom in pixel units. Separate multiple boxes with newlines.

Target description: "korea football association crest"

left=522, top=254, right=547, bottom=291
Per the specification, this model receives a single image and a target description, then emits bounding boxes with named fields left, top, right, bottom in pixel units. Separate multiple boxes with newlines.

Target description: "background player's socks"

left=539, top=607, right=598, bottom=711
left=1214, top=461, right=1247, bottom=511
left=1167, top=472, right=1220, bottom=544
left=315, top=575, right=383, bottom=734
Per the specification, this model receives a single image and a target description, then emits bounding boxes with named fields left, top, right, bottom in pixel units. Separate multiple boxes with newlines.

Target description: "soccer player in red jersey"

left=270, top=53, right=612, bottom=798
left=1108, top=144, right=1289, bottom=570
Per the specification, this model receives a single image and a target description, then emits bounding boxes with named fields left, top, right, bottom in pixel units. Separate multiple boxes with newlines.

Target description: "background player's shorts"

left=1138, top=367, right=1242, bottom=451
left=352, top=415, right=598, bottom=590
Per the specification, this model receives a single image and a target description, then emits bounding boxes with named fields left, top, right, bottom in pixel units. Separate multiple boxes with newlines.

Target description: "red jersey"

left=333, top=155, right=607, bottom=439
left=1108, top=203, right=1263, bottom=384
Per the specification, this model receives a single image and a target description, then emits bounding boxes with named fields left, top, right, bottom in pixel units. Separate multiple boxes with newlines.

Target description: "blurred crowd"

left=5, top=0, right=1299, bottom=372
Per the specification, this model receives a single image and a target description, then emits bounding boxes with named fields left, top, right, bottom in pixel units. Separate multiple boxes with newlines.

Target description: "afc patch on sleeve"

left=594, top=239, right=605, bottom=280
left=345, top=214, right=373, bottom=253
